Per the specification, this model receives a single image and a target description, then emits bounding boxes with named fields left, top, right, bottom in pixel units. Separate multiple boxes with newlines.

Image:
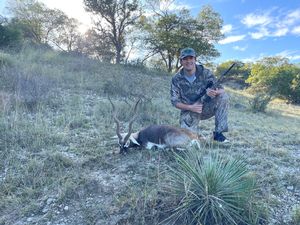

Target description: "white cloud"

left=289, top=55, right=300, bottom=61
left=241, top=12, right=272, bottom=27
left=233, top=45, right=247, bottom=51
left=292, top=26, right=300, bottom=35
left=159, top=0, right=191, bottom=11
left=241, top=8, right=300, bottom=40
left=273, top=27, right=289, bottom=37
left=221, top=24, right=233, bottom=34
left=249, top=27, right=269, bottom=39
left=277, top=50, right=300, bottom=61
left=218, top=35, right=246, bottom=44
left=240, top=57, right=257, bottom=63
left=241, top=53, right=267, bottom=63
left=240, top=51, right=300, bottom=63
left=277, top=50, right=296, bottom=57
left=285, top=9, right=300, bottom=25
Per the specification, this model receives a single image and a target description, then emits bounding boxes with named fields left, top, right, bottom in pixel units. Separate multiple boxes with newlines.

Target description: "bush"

left=16, top=75, right=54, bottom=111
left=0, top=24, right=22, bottom=49
left=164, top=151, right=259, bottom=225
left=289, top=74, right=300, bottom=104
left=216, top=60, right=251, bottom=81
left=248, top=93, right=272, bottom=113
left=1, top=66, right=55, bottom=111
left=246, top=57, right=300, bottom=104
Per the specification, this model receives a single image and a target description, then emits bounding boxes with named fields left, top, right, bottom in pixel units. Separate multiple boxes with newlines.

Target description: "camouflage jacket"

left=170, top=65, right=223, bottom=108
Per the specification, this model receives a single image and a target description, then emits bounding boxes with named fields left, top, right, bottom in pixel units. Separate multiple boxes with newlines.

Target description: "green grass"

left=0, top=46, right=299, bottom=224
left=292, top=205, right=300, bottom=225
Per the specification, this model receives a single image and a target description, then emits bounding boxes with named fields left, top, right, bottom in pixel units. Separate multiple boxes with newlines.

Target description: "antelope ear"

left=130, top=132, right=140, bottom=146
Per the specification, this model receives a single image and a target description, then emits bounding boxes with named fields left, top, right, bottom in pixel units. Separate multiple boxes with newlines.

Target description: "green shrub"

left=216, top=60, right=251, bottom=81
left=246, top=57, right=300, bottom=104
left=16, top=75, right=55, bottom=111
left=164, top=151, right=258, bottom=225
left=248, top=93, right=272, bottom=113
left=289, top=74, right=300, bottom=104
left=0, top=24, right=22, bottom=49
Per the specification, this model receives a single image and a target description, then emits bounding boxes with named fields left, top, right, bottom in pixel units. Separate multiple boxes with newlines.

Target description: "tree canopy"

left=0, top=19, right=22, bottom=48
left=84, top=0, right=141, bottom=64
left=139, top=2, right=223, bottom=72
left=246, top=57, right=300, bottom=104
left=6, top=0, right=80, bottom=51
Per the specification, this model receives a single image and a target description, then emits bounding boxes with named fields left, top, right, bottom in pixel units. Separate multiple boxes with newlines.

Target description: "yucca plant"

left=163, top=150, right=257, bottom=225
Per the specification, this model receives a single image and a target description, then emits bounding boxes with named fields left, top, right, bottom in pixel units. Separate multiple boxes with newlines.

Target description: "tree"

left=195, top=5, right=223, bottom=62
left=51, top=17, right=81, bottom=52
left=40, top=8, right=68, bottom=45
left=0, top=17, right=22, bottom=48
left=139, top=1, right=223, bottom=72
left=216, top=60, right=251, bottom=80
left=139, top=11, right=189, bottom=72
left=197, top=5, right=223, bottom=43
left=247, top=57, right=290, bottom=93
left=76, top=29, right=114, bottom=61
left=246, top=57, right=300, bottom=104
left=7, top=0, right=45, bottom=43
left=84, top=0, right=141, bottom=64
left=7, top=0, right=80, bottom=51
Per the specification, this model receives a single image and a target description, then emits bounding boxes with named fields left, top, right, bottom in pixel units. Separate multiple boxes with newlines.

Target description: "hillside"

left=0, top=48, right=300, bottom=225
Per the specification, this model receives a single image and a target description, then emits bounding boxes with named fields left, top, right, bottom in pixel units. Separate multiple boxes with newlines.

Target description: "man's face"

left=181, top=56, right=196, bottom=72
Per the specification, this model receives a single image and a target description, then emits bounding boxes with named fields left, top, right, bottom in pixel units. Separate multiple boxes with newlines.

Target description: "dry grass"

left=0, top=47, right=299, bottom=224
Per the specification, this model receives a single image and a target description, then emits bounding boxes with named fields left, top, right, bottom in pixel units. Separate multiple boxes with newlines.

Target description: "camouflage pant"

left=180, top=93, right=229, bottom=133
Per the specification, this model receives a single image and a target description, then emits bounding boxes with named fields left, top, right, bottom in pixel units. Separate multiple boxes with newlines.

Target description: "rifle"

left=197, top=63, right=236, bottom=103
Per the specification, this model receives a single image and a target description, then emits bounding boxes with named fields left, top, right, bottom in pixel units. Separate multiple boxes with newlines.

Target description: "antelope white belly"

left=145, top=142, right=167, bottom=150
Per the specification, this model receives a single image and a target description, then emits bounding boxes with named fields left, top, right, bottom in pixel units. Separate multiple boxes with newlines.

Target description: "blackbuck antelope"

left=109, top=98, right=205, bottom=153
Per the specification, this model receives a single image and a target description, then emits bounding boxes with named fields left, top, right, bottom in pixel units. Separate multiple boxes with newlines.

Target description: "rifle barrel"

left=197, top=63, right=236, bottom=103
left=219, top=63, right=236, bottom=79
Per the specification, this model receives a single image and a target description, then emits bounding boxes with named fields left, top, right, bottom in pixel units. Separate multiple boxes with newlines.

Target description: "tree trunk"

left=115, top=48, right=121, bottom=64
left=167, top=54, right=172, bottom=72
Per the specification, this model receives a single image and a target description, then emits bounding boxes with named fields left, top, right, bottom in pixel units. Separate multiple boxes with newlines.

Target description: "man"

left=170, top=47, right=229, bottom=142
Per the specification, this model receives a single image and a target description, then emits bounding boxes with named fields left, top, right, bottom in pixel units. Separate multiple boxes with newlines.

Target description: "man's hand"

left=189, top=102, right=203, bottom=114
left=175, top=102, right=203, bottom=114
left=206, top=88, right=224, bottom=98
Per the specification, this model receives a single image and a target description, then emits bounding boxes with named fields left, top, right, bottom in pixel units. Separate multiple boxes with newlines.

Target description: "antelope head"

left=109, top=97, right=141, bottom=153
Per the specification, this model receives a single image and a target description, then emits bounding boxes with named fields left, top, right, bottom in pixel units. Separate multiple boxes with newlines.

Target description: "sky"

left=1, top=0, right=300, bottom=64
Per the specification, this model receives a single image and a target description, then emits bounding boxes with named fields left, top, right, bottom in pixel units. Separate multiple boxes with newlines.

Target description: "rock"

left=42, top=207, right=49, bottom=213
left=46, top=198, right=54, bottom=205
left=287, top=186, right=294, bottom=191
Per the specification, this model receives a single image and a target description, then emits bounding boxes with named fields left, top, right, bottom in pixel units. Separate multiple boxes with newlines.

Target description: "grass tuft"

left=164, top=150, right=259, bottom=225
left=292, top=205, right=300, bottom=225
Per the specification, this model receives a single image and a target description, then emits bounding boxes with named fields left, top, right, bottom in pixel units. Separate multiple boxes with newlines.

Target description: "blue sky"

left=1, top=0, right=300, bottom=64
left=185, top=0, right=300, bottom=64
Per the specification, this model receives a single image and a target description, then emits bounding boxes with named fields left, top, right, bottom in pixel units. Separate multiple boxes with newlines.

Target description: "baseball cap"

left=180, top=47, right=196, bottom=59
